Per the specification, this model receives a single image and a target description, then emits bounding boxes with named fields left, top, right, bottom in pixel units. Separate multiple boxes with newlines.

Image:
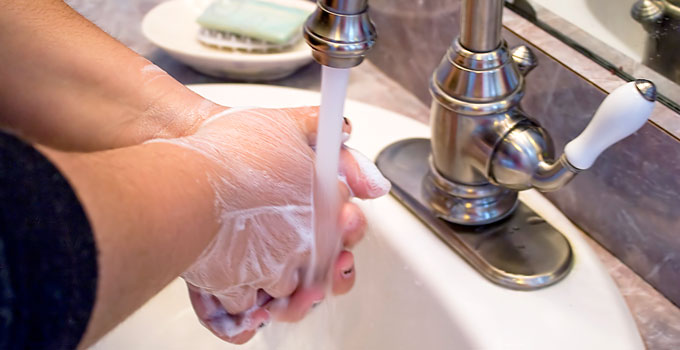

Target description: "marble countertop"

left=64, top=1, right=680, bottom=348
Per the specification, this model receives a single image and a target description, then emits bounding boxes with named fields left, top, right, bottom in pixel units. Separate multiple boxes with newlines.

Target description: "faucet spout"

left=460, top=0, right=504, bottom=52
left=303, top=0, right=376, bottom=68
left=319, top=0, right=367, bottom=14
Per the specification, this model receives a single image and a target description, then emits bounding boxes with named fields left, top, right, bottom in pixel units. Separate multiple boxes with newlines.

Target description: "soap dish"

left=142, top=0, right=315, bottom=81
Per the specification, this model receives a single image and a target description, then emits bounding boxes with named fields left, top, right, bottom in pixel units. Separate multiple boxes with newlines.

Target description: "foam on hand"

left=347, top=147, right=391, bottom=198
left=149, top=107, right=316, bottom=316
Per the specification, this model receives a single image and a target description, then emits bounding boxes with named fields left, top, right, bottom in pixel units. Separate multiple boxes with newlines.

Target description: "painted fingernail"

left=342, top=266, right=354, bottom=278
left=343, top=117, right=350, bottom=127
left=259, top=322, right=267, bottom=329
left=312, top=301, right=322, bottom=309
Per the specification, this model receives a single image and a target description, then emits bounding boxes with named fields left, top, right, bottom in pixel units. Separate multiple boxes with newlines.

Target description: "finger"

left=186, top=284, right=268, bottom=344
left=186, top=283, right=222, bottom=321
left=268, top=286, right=325, bottom=323
left=263, top=267, right=300, bottom=299
left=284, top=106, right=352, bottom=145
left=338, top=178, right=351, bottom=201
left=215, top=286, right=258, bottom=315
left=332, top=250, right=356, bottom=295
left=208, top=307, right=270, bottom=345
left=218, top=330, right=257, bottom=345
left=339, top=201, right=366, bottom=248
left=339, top=146, right=391, bottom=199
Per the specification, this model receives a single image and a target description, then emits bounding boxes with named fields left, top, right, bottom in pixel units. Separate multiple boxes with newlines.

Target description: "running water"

left=307, top=66, right=351, bottom=287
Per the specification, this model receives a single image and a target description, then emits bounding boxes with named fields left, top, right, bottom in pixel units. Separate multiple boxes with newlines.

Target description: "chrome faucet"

left=305, top=0, right=656, bottom=289
left=303, top=0, right=376, bottom=68
left=427, top=0, right=656, bottom=225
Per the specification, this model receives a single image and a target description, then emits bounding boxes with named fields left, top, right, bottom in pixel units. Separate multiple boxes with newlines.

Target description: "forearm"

left=40, top=143, right=219, bottom=348
left=0, top=0, right=222, bottom=151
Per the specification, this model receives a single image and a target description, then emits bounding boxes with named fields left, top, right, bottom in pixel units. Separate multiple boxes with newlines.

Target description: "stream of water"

left=307, top=65, right=351, bottom=287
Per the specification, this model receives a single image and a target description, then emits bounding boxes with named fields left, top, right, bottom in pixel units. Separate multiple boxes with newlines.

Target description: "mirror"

left=506, top=0, right=680, bottom=113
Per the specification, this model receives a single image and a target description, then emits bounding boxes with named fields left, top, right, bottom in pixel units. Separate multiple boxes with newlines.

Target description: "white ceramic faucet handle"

left=564, top=80, right=656, bottom=170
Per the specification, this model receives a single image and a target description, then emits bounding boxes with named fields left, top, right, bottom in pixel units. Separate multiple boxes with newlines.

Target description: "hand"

left=153, top=106, right=390, bottom=344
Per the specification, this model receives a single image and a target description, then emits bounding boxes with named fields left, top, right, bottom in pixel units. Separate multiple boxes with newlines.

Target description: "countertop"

left=65, top=1, right=680, bottom=348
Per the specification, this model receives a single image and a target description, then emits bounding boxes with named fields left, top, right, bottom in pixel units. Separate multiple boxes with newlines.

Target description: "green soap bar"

left=197, top=0, right=310, bottom=44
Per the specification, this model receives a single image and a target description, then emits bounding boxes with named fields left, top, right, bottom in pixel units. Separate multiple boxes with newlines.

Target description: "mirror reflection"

left=508, top=0, right=680, bottom=111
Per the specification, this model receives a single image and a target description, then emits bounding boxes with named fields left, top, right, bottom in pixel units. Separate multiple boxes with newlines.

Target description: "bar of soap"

left=197, top=0, right=310, bottom=44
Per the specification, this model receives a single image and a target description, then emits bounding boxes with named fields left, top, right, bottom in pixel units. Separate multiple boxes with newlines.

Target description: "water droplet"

left=527, top=216, right=545, bottom=225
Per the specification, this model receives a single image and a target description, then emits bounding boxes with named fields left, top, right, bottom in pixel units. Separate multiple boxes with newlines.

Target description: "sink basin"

left=91, top=84, right=643, bottom=350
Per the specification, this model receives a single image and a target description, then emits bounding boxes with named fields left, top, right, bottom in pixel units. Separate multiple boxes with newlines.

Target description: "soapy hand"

left=154, top=106, right=390, bottom=344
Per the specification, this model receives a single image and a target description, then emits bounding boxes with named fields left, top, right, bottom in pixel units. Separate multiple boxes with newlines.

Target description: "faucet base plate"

left=376, top=138, right=573, bottom=290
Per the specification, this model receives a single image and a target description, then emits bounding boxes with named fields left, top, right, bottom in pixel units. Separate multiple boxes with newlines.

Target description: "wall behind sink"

left=367, top=0, right=680, bottom=306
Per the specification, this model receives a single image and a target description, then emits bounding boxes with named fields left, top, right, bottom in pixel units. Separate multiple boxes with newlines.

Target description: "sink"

left=91, top=84, right=643, bottom=350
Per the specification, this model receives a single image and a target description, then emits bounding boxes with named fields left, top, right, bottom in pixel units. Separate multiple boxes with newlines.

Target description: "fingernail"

left=343, top=117, right=350, bottom=127
left=342, top=266, right=354, bottom=278
left=258, top=322, right=267, bottom=329
left=312, top=301, right=322, bottom=309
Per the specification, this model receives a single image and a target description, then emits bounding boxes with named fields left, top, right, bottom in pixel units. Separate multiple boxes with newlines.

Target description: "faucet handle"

left=564, top=80, right=656, bottom=170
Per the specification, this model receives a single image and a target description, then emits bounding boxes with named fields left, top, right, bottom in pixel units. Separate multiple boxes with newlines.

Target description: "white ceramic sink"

left=92, top=84, right=643, bottom=350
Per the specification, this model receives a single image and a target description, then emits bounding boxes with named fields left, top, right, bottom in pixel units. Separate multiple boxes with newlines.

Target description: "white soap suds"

left=141, top=63, right=165, bottom=74
left=202, top=293, right=260, bottom=338
left=347, top=147, right=391, bottom=197
left=337, top=173, right=354, bottom=198
left=200, top=106, right=254, bottom=127
left=140, top=63, right=171, bottom=85
left=150, top=107, right=319, bottom=321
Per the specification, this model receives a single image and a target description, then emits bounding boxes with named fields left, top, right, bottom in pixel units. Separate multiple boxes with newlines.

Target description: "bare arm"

left=0, top=0, right=221, bottom=151
left=40, top=142, right=220, bottom=348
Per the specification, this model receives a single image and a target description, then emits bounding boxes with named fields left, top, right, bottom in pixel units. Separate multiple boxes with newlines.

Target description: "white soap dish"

left=142, top=0, right=315, bottom=81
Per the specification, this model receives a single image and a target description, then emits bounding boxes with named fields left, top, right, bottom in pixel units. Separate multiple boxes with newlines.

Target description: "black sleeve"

left=0, top=132, right=98, bottom=350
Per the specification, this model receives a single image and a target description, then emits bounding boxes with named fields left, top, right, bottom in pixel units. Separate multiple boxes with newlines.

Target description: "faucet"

left=631, top=0, right=680, bottom=84
left=304, top=0, right=656, bottom=289
left=303, top=0, right=376, bottom=68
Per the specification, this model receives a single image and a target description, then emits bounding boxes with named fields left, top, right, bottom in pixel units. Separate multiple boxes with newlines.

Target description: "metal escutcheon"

left=376, top=138, right=574, bottom=290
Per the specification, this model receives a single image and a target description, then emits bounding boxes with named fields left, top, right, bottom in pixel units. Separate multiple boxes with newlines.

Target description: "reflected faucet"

left=305, top=0, right=657, bottom=289
left=632, top=0, right=680, bottom=84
